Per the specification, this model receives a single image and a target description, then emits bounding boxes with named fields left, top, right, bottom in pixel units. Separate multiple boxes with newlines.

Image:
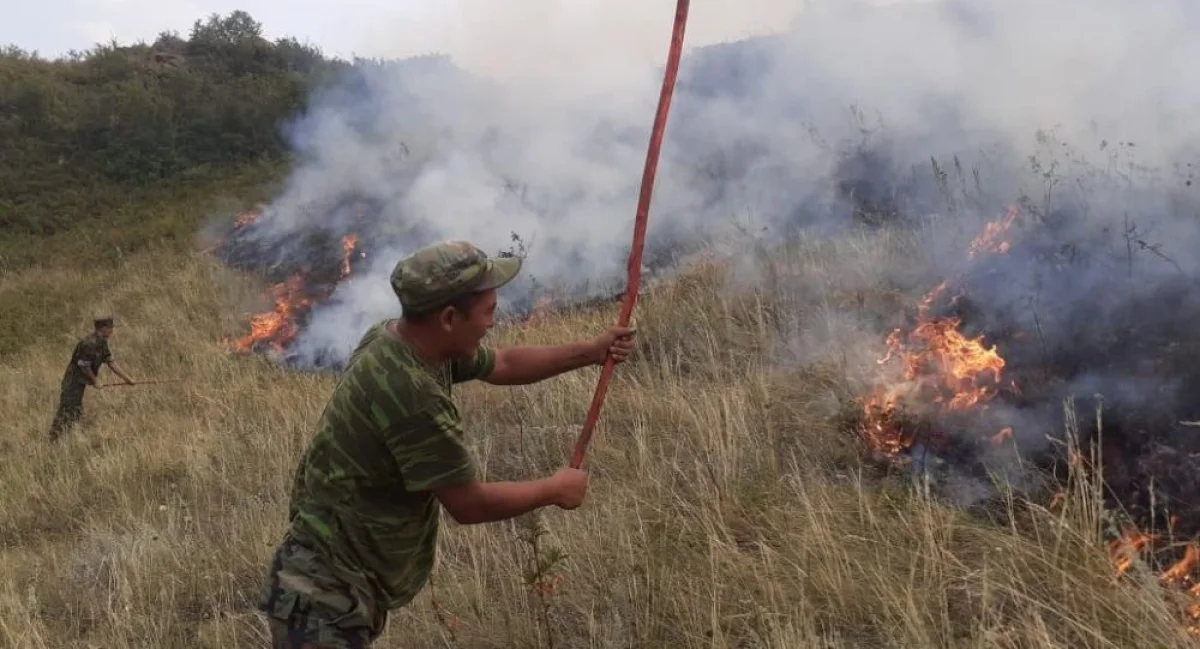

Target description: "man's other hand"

left=589, top=326, right=637, bottom=366
left=549, top=467, right=589, bottom=510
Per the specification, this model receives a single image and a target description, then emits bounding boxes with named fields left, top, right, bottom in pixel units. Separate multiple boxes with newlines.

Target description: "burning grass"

left=3, top=225, right=1200, bottom=648
left=857, top=207, right=1022, bottom=463
left=205, top=205, right=368, bottom=359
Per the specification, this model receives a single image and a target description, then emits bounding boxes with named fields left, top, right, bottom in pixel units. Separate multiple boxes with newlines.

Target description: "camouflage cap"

left=391, top=240, right=522, bottom=314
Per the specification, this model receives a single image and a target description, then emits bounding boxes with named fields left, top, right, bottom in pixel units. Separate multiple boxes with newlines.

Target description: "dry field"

left=0, top=231, right=1195, bottom=649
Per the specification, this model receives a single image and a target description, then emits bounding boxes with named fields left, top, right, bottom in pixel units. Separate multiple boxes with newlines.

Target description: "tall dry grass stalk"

left=0, top=234, right=1194, bottom=648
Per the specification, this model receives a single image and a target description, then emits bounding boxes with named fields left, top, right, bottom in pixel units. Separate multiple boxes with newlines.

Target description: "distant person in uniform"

left=257, top=240, right=637, bottom=649
left=48, top=316, right=136, bottom=441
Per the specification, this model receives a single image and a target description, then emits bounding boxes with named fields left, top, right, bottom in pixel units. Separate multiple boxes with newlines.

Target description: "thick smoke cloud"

left=227, top=0, right=1200, bottom=385
left=358, top=0, right=804, bottom=89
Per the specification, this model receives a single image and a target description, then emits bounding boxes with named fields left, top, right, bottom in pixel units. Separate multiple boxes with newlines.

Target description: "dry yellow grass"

left=0, top=233, right=1195, bottom=648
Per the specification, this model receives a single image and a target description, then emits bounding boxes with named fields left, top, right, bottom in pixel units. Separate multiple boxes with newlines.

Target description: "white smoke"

left=235, top=0, right=1200, bottom=368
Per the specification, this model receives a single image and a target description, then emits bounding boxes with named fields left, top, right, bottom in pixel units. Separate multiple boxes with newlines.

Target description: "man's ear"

left=436, top=305, right=462, bottom=332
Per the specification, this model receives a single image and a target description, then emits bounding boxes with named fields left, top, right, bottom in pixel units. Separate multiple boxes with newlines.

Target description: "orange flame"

left=858, top=207, right=1024, bottom=458
left=1107, top=526, right=1156, bottom=577
left=861, top=284, right=1008, bottom=455
left=1161, top=543, right=1200, bottom=585
left=224, top=273, right=312, bottom=353
left=989, top=427, right=1013, bottom=447
left=967, top=204, right=1017, bottom=259
left=341, top=234, right=359, bottom=278
left=223, top=233, right=361, bottom=354
left=860, top=201, right=1200, bottom=638
left=909, top=317, right=1005, bottom=409
left=199, top=204, right=267, bottom=255
left=234, top=205, right=265, bottom=230
left=1101, top=526, right=1200, bottom=635
left=1167, top=545, right=1200, bottom=635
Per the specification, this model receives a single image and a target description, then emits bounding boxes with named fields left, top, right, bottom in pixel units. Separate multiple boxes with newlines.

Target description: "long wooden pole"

left=569, top=0, right=691, bottom=469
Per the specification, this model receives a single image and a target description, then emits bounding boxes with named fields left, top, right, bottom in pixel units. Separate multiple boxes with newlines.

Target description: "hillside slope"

left=1, top=228, right=1195, bottom=649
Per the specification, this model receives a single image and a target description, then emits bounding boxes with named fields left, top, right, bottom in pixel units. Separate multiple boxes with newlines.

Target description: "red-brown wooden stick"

left=569, top=0, right=691, bottom=469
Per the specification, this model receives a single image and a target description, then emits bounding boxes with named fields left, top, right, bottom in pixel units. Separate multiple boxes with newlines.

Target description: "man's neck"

left=387, top=318, right=449, bottom=367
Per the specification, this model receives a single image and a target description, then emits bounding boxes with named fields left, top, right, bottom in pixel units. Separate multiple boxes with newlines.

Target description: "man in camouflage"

left=48, top=316, right=136, bottom=441
left=258, top=240, right=637, bottom=648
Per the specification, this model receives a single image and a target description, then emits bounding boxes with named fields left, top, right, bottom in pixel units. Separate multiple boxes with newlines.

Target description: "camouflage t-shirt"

left=64, top=333, right=112, bottom=385
left=285, top=319, right=494, bottom=610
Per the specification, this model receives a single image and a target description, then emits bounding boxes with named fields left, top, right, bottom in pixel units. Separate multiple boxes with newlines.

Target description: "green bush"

left=0, top=11, right=346, bottom=240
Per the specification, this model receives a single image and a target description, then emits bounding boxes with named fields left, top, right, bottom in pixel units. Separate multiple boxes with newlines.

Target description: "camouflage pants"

left=258, top=533, right=388, bottom=649
left=48, top=379, right=87, bottom=441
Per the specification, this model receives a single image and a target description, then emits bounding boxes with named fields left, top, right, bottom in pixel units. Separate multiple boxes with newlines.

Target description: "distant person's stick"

left=101, top=378, right=185, bottom=387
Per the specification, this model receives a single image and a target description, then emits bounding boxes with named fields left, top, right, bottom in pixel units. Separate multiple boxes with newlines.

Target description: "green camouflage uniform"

left=258, top=241, right=521, bottom=649
left=48, top=330, right=113, bottom=441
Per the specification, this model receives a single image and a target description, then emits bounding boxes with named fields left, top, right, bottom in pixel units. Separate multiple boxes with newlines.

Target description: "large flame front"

left=857, top=204, right=1200, bottom=635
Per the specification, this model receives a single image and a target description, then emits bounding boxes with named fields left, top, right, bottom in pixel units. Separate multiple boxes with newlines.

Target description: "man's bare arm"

left=433, top=469, right=586, bottom=524
left=483, top=342, right=597, bottom=386
left=106, top=361, right=135, bottom=385
left=483, top=326, right=636, bottom=386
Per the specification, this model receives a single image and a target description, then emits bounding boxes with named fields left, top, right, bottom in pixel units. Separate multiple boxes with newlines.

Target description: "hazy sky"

left=0, top=0, right=822, bottom=78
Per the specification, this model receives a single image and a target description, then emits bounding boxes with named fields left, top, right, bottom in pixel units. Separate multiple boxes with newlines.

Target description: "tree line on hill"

left=0, top=11, right=351, bottom=235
